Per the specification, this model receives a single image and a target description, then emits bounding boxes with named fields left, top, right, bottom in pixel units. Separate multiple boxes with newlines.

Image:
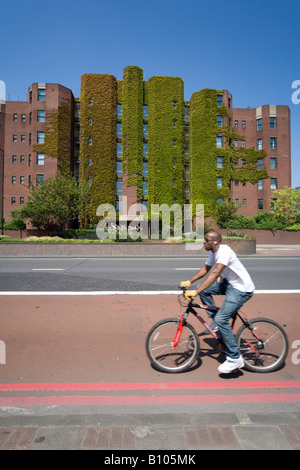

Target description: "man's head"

left=204, top=231, right=222, bottom=252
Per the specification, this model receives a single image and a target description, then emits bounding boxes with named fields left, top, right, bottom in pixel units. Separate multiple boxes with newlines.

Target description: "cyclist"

left=181, top=231, right=255, bottom=374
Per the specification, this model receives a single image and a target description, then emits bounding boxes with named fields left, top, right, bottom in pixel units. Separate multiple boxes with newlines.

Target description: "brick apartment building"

left=0, top=66, right=291, bottom=228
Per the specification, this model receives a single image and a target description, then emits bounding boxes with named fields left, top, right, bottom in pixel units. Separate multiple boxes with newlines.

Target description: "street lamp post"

left=0, top=148, right=4, bottom=235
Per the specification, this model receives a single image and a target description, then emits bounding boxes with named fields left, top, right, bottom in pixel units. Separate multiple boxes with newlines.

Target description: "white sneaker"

left=218, top=356, right=244, bottom=374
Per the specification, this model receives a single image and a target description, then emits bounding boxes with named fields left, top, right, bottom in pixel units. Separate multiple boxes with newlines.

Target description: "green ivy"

left=189, top=89, right=268, bottom=216
left=122, top=66, right=144, bottom=197
left=147, top=76, right=185, bottom=209
left=33, top=99, right=73, bottom=177
left=80, top=74, right=117, bottom=226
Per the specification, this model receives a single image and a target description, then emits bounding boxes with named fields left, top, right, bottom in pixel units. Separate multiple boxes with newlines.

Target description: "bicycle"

left=145, top=287, right=289, bottom=374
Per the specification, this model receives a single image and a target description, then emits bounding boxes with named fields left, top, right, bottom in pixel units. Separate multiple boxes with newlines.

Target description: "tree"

left=13, top=175, right=89, bottom=231
left=271, top=186, right=300, bottom=224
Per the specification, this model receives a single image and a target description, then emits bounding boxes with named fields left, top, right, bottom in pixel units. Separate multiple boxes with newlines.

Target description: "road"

left=0, top=256, right=300, bottom=291
left=0, top=256, right=300, bottom=449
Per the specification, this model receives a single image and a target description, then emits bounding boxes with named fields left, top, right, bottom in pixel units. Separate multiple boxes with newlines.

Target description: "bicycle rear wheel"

left=235, top=317, right=289, bottom=373
left=145, top=318, right=200, bottom=373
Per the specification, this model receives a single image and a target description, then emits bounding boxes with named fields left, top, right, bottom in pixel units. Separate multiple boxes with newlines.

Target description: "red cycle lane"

left=0, top=293, right=299, bottom=407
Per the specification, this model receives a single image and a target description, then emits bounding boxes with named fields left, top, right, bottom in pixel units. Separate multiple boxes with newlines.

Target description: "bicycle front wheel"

left=235, top=317, right=289, bottom=373
left=146, top=318, right=200, bottom=373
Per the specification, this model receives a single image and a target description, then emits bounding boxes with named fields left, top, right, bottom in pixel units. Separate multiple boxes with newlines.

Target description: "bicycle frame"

left=172, top=298, right=259, bottom=350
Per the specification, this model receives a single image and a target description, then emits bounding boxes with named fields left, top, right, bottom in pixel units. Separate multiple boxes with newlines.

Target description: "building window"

left=216, top=157, right=223, bottom=168
left=38, top=88, right=46, bottom=101
left=270, top=137, right=277, bottom=149
left=20, top=155, right=25, bottom=163
left=258, top=178, right=263, bottom=190
left=216, top=136, right=223, bottom=148
left=242, top=120, right=246, bottom=128
left=20, top=197, right=24, bottom=205
left=143, top=143, right=148, bottom=158
left=217, top=177, right=223, bottom=188
left=257, top=158, right=263, bottom=169
left=143, top=161, right=148, bottom=177
left=20, top=176, right=25, bottom=184
left=235, top=199, right=239, bottom=206
left=117, top=104, right=122, bottom=119
left=242, top=199, right=246, bottom=206
left=21, top=135, right=25, bottom=142
left=143, top=181, right=148, bottom=196
left=258, top=198, right=263, bottom=210
left=89, top=118, right=93, bottom=125
left=36, top=174, right=44, bottom=186
left=270, top=198, right=277, bottom=210
left=117, top=142, right=122, bottom=157
left=270, top=178, right=278, bottom=190
left=256, top=118, right=262, bottom=131
left=13, top=113, right=18, bottom=121
left=88, top=138, right=92, bottom=145
left=234, top=139, right=238, bottom=147
left=217, top=116, right=223, bottom=127
left=12, top=176, right=16, bottom=184
left=37, top=131, right=45, bottom=144
left=37, top=153, right=45, bottom=165
left=116, top=180, right=123, bottom=196
left=270, top=117, right=276, bottom=129
left=143, top=105, right=148, bottom=120
left=116, top=161, right=122, bottom=177
left=22, top=114, right=26, bottom=122
left=234, top=120, right=238, bottom=128
left=88, top=158, right=92, bottom=165
left=217, top=95, right=223, bottom=107
left=257, top=138, right=262, bottom=150
left=173, top=101, right=177, bottom=108
left=89, top=98, right=93, bottom=105
left=13, top=134, right=17, bottom=142
left=37, top=110, right=45, bottom=122
left=11, top=197, right=16, bottom=205
left=143, top=124, right=148, bottom=139
left=12, top=155, right=17, bottom=163
left=173, top=139, right=176, bottom=146
left=270, top=157, right=277, bottom=169
left=117, top=123, right=122, bottom=138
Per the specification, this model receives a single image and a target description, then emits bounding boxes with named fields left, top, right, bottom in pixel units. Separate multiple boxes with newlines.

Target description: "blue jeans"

left=199, top=278, right=253, bottom=359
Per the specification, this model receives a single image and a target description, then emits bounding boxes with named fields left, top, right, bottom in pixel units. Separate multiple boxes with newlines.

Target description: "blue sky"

left=1, top=0, right=299, bottom=187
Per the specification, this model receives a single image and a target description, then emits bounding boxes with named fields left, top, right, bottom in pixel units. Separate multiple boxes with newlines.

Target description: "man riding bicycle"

left=181, top=231, right=255, bottom=374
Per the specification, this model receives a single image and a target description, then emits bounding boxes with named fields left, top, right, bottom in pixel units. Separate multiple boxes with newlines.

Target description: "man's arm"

left=189, top=264, right=212, bottom=285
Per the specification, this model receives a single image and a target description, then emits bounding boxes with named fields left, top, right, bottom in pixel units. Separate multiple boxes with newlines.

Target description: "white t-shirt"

left=206, top=244, right=255, bottom=293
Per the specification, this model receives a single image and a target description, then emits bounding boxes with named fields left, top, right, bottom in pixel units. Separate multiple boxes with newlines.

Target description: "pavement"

left=1, top=244, right=300, bottom=451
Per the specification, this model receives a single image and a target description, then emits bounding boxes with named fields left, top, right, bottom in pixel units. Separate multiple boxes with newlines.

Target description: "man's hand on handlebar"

left=184, top=290, right=198, bottom=300
left=180, top=280, right=191, bottom=288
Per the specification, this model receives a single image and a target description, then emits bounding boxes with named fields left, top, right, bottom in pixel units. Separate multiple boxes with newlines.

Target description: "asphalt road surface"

left=0, top=256, right=299, bottom=292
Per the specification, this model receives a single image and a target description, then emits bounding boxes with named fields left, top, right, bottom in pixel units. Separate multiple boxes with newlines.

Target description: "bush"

left=285, top=223, right=300, bottom=231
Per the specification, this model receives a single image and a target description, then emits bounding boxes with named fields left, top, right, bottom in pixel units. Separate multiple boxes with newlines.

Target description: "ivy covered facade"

left=2, top=67, right=290, bottom=226
left=78, top=66, right=290, bottom=226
